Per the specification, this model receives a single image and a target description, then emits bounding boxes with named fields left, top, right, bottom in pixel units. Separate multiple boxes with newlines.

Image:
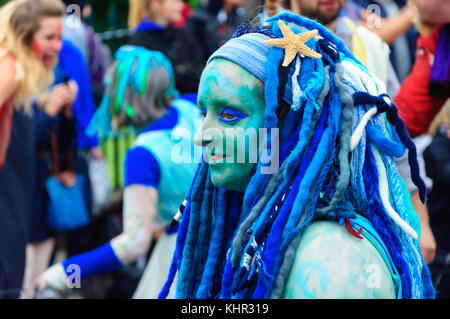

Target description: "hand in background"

left=42, top=80, right=78, bottom=118
left=35, top=263, right=68, bottom=294
left=419, top=224, right=437, bottom=264
left=89, top=146, right=104, bottom=160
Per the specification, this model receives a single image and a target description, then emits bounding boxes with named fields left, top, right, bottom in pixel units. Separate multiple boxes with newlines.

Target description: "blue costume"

left=61, top=97, right=200, bottom=282
left=127, top=99, right=201, bottom=223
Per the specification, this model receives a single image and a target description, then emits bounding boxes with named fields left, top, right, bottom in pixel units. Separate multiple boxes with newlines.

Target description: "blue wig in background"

left=86, top=45, right=179, bottom=139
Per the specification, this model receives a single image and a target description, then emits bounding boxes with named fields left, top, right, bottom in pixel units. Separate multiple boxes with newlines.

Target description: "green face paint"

left=194, top=59, right=266, bottom=192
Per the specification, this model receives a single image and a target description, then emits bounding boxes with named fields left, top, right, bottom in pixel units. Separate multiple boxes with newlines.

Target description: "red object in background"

left=173, top=2, right=193, bottom=28
left=395, top=25, right=448, bottom=138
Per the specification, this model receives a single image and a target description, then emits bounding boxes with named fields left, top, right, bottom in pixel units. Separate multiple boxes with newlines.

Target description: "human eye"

left=200, top=108, right=207, bottom=118
left=220, top=108, right=249, bottom=123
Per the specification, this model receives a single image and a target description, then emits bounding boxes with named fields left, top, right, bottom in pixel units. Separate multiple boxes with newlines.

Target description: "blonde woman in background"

left=0, top=0, right=74, bottom=167
left=0, top=0, right=70, bottom=299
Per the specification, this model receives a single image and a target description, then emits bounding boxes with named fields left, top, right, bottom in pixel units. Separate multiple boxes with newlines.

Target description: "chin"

left=210, top=172, right=227, bottom=189
left=42, top=59, right=56, bottom=69
left=210, top=170, right=248, bottom=192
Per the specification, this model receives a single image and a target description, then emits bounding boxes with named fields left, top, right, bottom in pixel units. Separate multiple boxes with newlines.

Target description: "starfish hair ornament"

left=265, top=19, right=322, bottom=67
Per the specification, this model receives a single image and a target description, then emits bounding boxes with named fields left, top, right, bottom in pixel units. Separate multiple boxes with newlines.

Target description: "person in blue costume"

left=127, top=0, right=205, bottom=95
left=54, top=40, right=101, bottom=152
left=21, top=39, right=101, bottom=298
left=36, top=46, right=201, bottom=298
left=159, top=12, right=435, bottom=299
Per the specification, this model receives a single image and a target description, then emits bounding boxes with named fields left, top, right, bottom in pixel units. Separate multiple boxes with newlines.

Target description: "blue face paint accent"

left=295, top=260, right=329, bottom=298
left=219, top=108, right=250, bottom=124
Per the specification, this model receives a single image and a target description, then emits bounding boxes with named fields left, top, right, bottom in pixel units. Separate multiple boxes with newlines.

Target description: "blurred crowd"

left=0, top=0, right=448, bottom=299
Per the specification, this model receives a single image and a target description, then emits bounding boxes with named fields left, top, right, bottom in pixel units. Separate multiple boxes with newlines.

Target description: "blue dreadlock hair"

left=159, top=12, right=435, bottom=299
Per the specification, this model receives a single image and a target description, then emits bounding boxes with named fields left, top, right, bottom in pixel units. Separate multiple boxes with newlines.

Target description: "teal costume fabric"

left=132, top=98, right=202, bottom=222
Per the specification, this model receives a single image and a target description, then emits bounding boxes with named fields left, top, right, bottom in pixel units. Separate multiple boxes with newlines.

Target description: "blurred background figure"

left=62, top=0, right=113, bottom=106
left=286, top=0, right=400, bottom=98
left=0, top=0, right=65, bottom=299
left=424, top=100, right=450, bottom=299
left=21, top=39, right=100, bottom=299
left=394, top=0, right=450, bottom=266
left=342, top=0, right=418, bottom=83
left=127, top=0, right=204, bottom=95
left=90, top=0, right=205, bottom=218
left=186, top=0, right=249, bottom=64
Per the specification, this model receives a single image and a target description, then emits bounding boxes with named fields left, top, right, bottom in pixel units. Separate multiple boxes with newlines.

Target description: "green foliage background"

left=0, top=0, right=129, bottom=31
left=0, top=0, right=201, bottom=51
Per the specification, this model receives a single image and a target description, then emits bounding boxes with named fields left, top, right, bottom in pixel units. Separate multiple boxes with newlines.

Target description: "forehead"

left=37, top=16, right=63, bottom=34
left=198, top=58, right=264, bottom=109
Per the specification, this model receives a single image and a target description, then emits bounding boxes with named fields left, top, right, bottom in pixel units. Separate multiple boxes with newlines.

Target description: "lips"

left=320, top=0, right=339, bottom=10
left=210, top=154, right=228, bottom=162
left=42, top=54, right=56, bottom=68
left=205, top=152, right=229, bottom=165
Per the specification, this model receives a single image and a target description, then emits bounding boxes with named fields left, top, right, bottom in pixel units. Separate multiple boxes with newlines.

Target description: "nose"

left=193, top=117, right=218, bottom=148
left=193, top=123, right=212, bottom=147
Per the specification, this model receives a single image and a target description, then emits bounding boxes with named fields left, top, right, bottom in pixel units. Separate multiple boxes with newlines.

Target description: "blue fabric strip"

left=123, top=106, right=179, bottom=188
left=124, top=146, right=160, bottom=188
left=62, top=242, right=124, bottom=281
left=179, top=93, right=198, bottom=106
left=140, top=106, right=178, bottom=133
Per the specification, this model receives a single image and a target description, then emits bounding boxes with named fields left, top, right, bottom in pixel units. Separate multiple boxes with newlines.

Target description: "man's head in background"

left=293, top=0, right=344, bottom=25
left=410, top=0, right=450, bottom=25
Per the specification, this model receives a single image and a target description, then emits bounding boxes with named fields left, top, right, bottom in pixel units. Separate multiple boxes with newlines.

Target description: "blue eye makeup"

left=219, top=108, right=249, bottom=123
left=199, top=106, right=249, bottom=123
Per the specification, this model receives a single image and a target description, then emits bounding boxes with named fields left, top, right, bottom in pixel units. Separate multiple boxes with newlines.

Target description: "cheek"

left=229, top=128, right=259, bottom=161
left=31, top=39, right=43, bottom=57
left=170, top=3, right=183, bottom=17
left=57, top=21, right=63, bottom=34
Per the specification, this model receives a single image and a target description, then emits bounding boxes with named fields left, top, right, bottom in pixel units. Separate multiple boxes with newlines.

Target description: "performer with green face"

left=160, top=12, right=435, bottom=299
left=195, top=59, right=266, bottom=192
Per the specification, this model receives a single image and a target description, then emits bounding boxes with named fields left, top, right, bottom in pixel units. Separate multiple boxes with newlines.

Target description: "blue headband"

left=207, top=33, right=270, bottom=82
left=207, top=32, right=295, bottom=106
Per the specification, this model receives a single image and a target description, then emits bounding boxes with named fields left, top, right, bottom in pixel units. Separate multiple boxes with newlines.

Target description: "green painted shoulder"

left=282, top=220, right=395, bottom=299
